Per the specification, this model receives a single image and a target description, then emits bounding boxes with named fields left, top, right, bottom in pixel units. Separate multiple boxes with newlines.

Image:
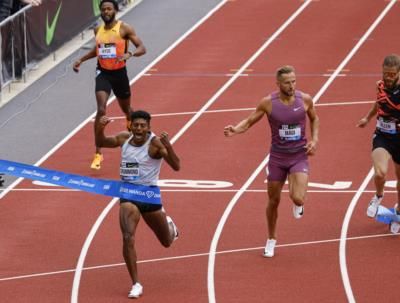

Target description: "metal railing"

left=0, top=4, right=31, bottom=100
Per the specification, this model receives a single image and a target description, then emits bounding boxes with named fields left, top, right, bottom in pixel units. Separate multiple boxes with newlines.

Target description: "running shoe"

left=263, top=238, right=276, bottom=258
left=90, top=153, right=103, bottom=170
left=293, top=204, right=304, bottom=219
left=366, top=194, right=383, bottom=218
left=166, top=216, right=179, bottom=241
left=128, top=282, right=143, bottom=298
left=390, top=222, right=400, bottom=234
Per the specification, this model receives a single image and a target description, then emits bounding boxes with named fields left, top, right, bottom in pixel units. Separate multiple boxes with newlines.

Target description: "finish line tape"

left=0, top=159, right=161, bottom=204
left=376, top=205, right=400, bottom=224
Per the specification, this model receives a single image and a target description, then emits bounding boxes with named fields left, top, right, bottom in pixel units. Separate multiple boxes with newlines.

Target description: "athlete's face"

left=130, top=118, right=150, bottom=144
left=100, top=3, right=116, bottom=24
left=277, top=72, right=296, bottom=97
left=382, top=65, right=400, bottom=90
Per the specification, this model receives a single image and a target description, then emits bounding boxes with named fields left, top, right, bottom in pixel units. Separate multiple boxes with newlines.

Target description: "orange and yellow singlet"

left=96, top=21, right=127, bottom=71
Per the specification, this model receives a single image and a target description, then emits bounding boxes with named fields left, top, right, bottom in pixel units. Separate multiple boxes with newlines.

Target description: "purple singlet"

left=268, top=90, right=307, bottom=153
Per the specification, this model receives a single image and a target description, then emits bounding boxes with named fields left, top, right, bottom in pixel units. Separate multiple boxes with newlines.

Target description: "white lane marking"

left=2, top=232, right=397, bottom=282
left=206, top=1, right=314, bottom=302
left=103, top=100, right=375, bottom=120
left=70, top=1, right=231, bottom=303
left=333, top=1, right=398, bottom=302
left=207, top=1, right=398, bottom=303
left=340, top=168, right=374, bottom=303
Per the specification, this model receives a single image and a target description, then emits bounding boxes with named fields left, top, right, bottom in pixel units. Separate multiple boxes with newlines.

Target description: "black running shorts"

left=95, top=67, right=131, bottom=99
left=120, top=198, right=162, bottom=213
left=373, top=132, right=400, bottom=164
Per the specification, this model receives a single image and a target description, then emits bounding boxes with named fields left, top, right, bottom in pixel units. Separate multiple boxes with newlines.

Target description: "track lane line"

left=70, top=1, right=232, bottom=302
left=2, top=232, right=397, bottom=283
left=206, top=1, right=316, bottom=302
left=206, top=1, right=398, bottom=302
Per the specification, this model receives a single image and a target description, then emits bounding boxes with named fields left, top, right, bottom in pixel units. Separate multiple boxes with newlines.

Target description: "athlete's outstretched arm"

left=224, top=97, right=270, bottom=137
left=357, top=102, right=378, bottom=128
left=73, top=29, right=98, bottom=72
left=95, top=116, right=130, bottom=148
left=304, top=94, right=319, bottom=155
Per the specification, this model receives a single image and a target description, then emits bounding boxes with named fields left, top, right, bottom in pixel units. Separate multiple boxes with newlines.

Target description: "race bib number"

left=279, top=124, right=301, bottom=141
left=98, top=43, right=117, bottom=59
left=377, top=117, right=397, bottom=134
left=120, top=162, right=139, bottom=181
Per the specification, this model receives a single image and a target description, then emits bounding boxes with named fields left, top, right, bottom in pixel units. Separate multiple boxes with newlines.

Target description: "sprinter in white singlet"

left=95, top=110, right=180, bottom=299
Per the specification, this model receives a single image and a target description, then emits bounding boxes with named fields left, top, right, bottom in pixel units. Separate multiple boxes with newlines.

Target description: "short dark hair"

left=383, top=54, right=400, bottom=71
left=99, top=0, right=119, bottom=11
left=276, top=65, right=295, bottom=80
left=130, top=110, right=151, bottom=124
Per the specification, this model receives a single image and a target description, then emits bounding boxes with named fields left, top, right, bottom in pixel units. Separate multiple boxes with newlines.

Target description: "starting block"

left=376, top=205, right=400, bottom=234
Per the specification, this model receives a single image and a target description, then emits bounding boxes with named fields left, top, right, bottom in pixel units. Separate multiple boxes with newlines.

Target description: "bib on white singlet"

left=120, top=162, right=139, bottom=181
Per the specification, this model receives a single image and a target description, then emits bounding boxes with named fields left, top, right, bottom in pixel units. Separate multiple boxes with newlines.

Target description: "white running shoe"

left=166, top=216, right=179, bottom=241
left=390, top=222, right=400, bottom=234
left=128, top=282, right=143, bottom=298
left=293, top=204, right=304, bottom=219
left=263, top=239, right=277, bottom=258
left=366, top=195, right=383, bottom=218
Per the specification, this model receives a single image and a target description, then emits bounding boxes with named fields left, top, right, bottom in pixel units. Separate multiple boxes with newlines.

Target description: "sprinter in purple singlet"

left=224, top=65, right=319, bottom=257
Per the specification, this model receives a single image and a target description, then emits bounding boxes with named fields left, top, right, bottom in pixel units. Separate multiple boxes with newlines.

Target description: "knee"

left=122, top=232, right=134, bottom=246
left=374, top=169, right=386, bottom=180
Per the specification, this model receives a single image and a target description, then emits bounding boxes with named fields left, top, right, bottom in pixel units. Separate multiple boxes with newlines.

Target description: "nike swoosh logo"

left=46, top=2, right=63, bottom=46
left=293, top=106, right=302, bottom=111
left=93, top=0, right=101, bottom=16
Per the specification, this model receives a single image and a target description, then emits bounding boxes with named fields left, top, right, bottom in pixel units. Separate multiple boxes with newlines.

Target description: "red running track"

left=1, top=0, right=400, bottom=302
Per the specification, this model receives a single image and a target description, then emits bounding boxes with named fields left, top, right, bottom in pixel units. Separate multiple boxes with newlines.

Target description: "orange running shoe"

left=90, top=153, right=103, bottom=170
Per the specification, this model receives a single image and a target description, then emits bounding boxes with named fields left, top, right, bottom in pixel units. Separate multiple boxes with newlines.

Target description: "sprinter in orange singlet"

left=73, top=0, right=146, bottom=170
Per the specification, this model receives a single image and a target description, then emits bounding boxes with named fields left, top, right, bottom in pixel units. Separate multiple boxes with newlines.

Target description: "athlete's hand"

left=305, top=141, right=317, bottom=156
left=116, top=53, right=131, bottom=63
left=72, top=60, right=81, bottom=73
left=356, top=117, right=369, bottom=128
left=98, top=116, right=111, bottom=128
left=224, top=125, right=237, bottom=137
left=159, top=132, right=172, bottom=147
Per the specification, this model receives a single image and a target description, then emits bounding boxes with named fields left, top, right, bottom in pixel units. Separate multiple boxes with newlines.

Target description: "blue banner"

left=0, top=159, right=161, bottom=204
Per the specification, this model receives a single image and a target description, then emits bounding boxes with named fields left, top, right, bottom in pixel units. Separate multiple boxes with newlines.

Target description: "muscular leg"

left=117, top=96, right=133, bottom=121
left=142, top=209, right=175, bottom=247
left=266, top=181, right=285, bottom=239
left=287, top=172, right=308, bottom=206
left=372, top=148, right=391, bottom=196
left=119, top=203, right=141, bottom=284
left=94, top=90, right=110, bottom=153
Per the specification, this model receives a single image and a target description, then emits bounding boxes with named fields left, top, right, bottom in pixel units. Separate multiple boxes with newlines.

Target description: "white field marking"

left=102, top=100, right=375, bottom=121
left=208, top=1, right=398, bottom=302
left=70, top=1, right=231, bottom=303
left=1, top=232, right=397, bottom=283
left=334, top=1, right=398, bottom=302
left=207, top=1, right=314, bottom=302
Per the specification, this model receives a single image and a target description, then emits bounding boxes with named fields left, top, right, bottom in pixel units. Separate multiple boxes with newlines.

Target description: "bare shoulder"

left=259, top=95, right=272, bottom=114
left=120, top=21, right=135, bottom=36
left=300, top=92, right=314, bottom=108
